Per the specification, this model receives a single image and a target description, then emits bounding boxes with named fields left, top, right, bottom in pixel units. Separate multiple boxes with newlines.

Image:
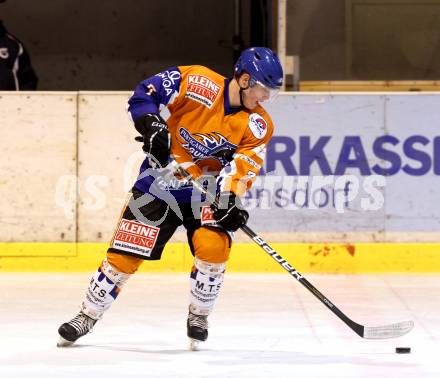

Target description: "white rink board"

left=77, top=92, right=140, bottom=242
left=0, top=92, right=77, bottom=243
left=1, top=92, right=440, bottom=242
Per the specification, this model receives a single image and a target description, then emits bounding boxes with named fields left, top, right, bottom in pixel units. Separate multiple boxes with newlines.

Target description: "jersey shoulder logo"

left=248, top=113, right=268, bottom=139
left=155, top=69, right=181, bottom=96
left=185, top=74, right=221, bottom=108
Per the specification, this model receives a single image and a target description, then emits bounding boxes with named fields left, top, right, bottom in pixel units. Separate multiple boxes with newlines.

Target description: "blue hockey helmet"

left=234, top=47, right=283, bottom=89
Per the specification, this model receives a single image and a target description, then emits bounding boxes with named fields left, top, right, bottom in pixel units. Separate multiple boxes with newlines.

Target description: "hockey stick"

left=170, top=161, right=414, bottom=339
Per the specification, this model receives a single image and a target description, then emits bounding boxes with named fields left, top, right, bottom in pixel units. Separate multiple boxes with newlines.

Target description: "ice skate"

left=187, top=310, right=208, bottom=351
left=57, top=311, right=97, bottom=347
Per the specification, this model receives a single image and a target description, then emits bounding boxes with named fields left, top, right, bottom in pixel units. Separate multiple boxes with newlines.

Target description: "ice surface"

left=0, top=273, right=438, bottom=378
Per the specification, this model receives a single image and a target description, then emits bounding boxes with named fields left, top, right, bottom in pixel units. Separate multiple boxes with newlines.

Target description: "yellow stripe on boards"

left=0, top=242, right=439, bottom=272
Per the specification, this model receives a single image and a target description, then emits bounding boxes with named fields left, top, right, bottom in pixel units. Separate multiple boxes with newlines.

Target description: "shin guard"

left=189, top=257, right=226, bottom=316
left=81, top=258, right=131, bottom=319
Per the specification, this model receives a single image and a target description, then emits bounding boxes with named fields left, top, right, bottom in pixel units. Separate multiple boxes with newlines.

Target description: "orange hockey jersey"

left=128, top=65, right=274, bottom=202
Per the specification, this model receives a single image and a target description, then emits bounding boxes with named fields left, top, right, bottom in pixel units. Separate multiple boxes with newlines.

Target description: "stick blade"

left=363, top=320, right=414, bottom=339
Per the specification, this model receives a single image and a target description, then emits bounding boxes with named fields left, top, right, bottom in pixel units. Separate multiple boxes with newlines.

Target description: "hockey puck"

left=395, top=347, right=411, bottom=354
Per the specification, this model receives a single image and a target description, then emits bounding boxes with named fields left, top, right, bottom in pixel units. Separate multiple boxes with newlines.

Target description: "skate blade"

left=188, top=338, right=202, bottom=351
left=57, top=336, right=75, bottom=347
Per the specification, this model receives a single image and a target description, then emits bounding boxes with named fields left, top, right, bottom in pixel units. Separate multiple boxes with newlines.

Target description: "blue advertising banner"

left=247, top=94, right=440, bottom=232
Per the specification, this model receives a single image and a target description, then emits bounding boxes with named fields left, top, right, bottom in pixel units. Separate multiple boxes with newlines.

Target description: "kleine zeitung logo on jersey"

left=186, top=75, right=220, bottom=108
left=112, top=219, right=159, bottom=257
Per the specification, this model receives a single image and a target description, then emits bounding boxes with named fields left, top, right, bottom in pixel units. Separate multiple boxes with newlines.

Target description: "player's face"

left=238, top=74, right=279, bottom=109
left=242, top=83, right=270, bottom=109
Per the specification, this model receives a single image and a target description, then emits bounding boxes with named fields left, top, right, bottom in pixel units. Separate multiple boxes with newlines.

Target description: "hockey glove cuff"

left=134, top=113, right=170, bottom=167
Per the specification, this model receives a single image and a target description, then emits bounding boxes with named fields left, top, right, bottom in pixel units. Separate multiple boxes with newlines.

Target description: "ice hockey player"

left=57, top=47, right=283, bottom=349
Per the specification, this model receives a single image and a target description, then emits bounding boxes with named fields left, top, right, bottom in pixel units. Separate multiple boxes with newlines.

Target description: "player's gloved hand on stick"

left=134, top=113, right=170, bottom=167
left=211, top=191, right=249, bottom=231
